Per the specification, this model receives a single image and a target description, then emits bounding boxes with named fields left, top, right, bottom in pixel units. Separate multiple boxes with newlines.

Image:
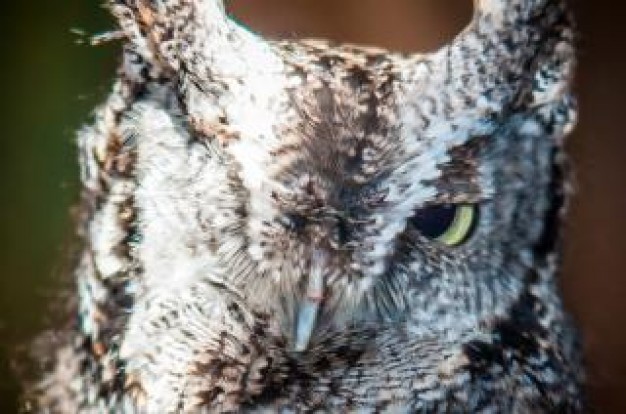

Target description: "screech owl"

left=32, top=0, right=584, bottom=412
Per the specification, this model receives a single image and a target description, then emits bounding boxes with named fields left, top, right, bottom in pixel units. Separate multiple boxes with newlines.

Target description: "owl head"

left=105, top=0, right=576, bottom=354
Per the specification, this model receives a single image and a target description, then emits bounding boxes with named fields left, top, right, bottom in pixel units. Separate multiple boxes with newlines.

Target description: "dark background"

left=0, top=1, right=624, bottom=412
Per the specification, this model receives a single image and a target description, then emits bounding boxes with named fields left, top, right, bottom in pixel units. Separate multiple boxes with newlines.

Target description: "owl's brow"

left=423, top=135, right=491, bottom=204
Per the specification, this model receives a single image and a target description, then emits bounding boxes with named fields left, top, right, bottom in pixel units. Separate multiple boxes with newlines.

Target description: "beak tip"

left=294, top=301, right=319, bottom=352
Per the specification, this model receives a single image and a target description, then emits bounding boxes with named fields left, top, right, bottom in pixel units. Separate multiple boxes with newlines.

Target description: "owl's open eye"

left=409, top=204, right=478, bottom=246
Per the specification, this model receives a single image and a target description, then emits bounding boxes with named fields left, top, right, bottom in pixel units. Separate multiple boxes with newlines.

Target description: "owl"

left=32, top=0, right=584, bottom=412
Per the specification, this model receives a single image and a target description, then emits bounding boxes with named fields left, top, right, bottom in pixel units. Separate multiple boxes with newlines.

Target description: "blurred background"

left=0, top=1, right=624, bottom=412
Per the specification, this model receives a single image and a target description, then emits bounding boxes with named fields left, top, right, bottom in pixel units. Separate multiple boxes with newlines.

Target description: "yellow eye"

left=409, top=204, right=478, bottom=247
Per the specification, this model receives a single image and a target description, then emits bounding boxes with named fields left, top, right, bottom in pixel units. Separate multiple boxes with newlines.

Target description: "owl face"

left=60, top=0, right=582, bottom=411
left=111, top=0, right=576, bottom=351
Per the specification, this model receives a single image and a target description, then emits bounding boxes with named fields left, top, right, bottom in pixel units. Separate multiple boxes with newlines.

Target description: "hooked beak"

left=294, top=250, right=327, bottom=352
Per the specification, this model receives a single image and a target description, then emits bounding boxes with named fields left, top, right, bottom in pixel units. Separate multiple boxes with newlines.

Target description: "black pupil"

left=410, top=205, right=457, bottom=239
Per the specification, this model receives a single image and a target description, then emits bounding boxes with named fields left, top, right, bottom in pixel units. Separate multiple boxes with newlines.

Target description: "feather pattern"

left=33, top=0, right=583, bottom=412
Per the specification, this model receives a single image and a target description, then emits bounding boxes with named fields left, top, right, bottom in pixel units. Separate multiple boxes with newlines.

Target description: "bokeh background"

left=0, top=1, right=624, bottom=412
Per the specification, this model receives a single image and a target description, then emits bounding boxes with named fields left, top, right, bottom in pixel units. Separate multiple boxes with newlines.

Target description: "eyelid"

left=427, top=192, right=487, bottom=206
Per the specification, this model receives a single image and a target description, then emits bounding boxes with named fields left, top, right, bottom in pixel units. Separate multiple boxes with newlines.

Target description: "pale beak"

left=294, top=250, right=327, bottom=352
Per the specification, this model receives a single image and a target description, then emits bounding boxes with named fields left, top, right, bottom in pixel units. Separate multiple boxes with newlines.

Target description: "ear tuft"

left=107, top=0, right=234, bottom=72
left=401, top=0, right=575, bottom=117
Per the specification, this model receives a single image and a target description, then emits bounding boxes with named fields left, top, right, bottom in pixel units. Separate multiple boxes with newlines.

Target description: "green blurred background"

left=0, top=1, right=624, bottom=412
left=0, top=2, right=116, bottom=412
